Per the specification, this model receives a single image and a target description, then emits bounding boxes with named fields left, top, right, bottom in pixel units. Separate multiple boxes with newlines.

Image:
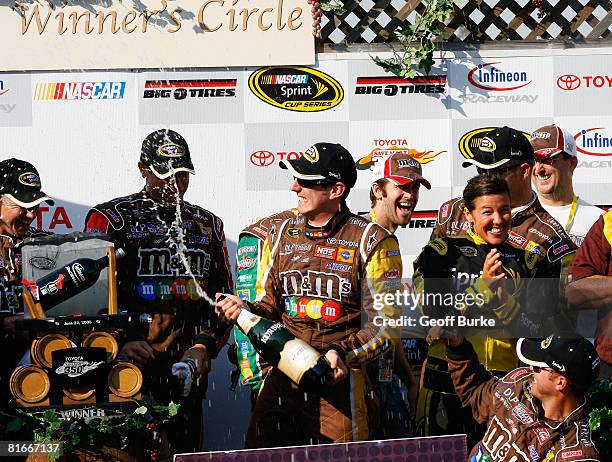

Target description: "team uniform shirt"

left=539, top=197, right=603, bottom=248
left=447, top=341, right=600, bottom=462
left=84, top=189, right=233, bottom=360
left=246, top=207, right=403, bottom=446
left=84, top=190, right=233, bottom=452
left=434, top=193, right=576, bottom=267
left=434, top=193, right=577, bottom=330
left=253, top=209, right=402, bottom=365
left=415, top=230, right=558, bottom=374
left=0, top=224, right=51, bottom=316
left=568, top=211, right=612, bottom=365
left=234, top=209, right=297, bottom=391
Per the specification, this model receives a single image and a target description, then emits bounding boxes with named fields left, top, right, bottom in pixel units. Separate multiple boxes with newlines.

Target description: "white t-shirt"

left=540, top=197, right=604, bottom=247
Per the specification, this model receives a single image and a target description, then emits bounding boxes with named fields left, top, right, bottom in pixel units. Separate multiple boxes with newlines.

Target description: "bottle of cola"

left=236, top=308, right=330, bottom=389
left=24, top=248, right=126, bottom=310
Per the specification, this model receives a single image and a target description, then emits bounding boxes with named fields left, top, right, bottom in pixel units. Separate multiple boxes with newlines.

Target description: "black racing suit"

left=84, top=189, right=233, bottom=453
left=413, top=230, right=558, bottom=446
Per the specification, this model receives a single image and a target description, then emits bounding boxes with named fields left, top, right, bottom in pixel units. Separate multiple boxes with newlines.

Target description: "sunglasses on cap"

left=476, top=162, right=522, bottom=176
left=294, top=177, right=335, bottom=188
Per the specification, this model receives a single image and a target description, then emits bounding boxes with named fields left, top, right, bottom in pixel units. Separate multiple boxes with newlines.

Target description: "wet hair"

left=370, top=179, right=390, bottom=208
left=463, top=175, right=510, bottom=211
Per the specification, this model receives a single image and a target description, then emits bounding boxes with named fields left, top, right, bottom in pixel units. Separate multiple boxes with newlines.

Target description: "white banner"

left=0, top=0, right=314, bottom=71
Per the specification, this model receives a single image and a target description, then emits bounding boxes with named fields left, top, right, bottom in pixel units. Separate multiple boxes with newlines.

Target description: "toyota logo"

left=250, top=150, right=275, bottom=167
left=557, top=74, right=581, bottom=91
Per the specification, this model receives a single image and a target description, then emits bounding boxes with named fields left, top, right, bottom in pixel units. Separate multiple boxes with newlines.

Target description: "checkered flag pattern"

left=319, top=0, right=612, bottom=43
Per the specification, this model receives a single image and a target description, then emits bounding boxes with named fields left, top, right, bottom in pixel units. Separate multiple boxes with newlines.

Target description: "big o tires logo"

left=249, top=66, right=343, bottom=112
left=250, top=150, right=275, bottom=167
left=557, top=74, right=581, bottom=91
left=459, top=127, right=530, bottom=160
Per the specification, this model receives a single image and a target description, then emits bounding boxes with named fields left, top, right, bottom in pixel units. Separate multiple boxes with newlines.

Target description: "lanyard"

left=564, top=195, right=579, bottom=232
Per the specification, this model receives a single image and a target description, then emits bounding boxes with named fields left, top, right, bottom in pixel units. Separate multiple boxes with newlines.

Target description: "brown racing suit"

left=447, top=340, right=600, bottom=462
left=246, top=206, right=403, bottom=447
left=84, top=189, right=233, bottom=453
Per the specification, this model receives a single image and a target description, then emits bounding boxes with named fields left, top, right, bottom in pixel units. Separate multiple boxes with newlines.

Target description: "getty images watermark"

left=370, top=281, right=492, bottom=330
left=364, top=277, right=563, bottom=339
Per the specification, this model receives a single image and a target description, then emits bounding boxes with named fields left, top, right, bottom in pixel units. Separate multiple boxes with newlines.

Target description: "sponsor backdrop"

left=1, top=46, right=611, bottom=449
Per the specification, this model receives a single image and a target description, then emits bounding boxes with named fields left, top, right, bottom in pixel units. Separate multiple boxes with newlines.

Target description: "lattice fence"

left=319, top=0, right=612, bottom=43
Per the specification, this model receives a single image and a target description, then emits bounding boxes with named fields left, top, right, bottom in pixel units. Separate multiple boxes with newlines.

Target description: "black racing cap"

left=140, top=129, right=195, bottom=180
left=0, top=158, right=54, bottom=208
left=517, top=333, right=600, bottom=388
left=280, top=142, right=357, bottom=189
left=462, top=126, right=534, bottom=170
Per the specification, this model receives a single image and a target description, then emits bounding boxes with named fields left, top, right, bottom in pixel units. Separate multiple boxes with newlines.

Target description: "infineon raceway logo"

left=0, top=80, right=8, bottom=97
left=355, top=75, right=446, bottom=96
left=249, top=66, right=343, bottom=112
left=34, top=82, right=125, bottom=100
left=465, top=62, right=536, bottom=103
left=143, top=79, right=236, bottom=99
left=574, top=128, right=612, bottom=156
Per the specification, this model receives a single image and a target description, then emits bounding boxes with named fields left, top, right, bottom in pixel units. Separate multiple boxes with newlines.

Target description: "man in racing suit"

left=217, top=142, right=403, bottom=447
left=442, top=331, right=601, bottom=462
left=84, top=129, right=232, bottom=453
left=366, top=152, right=431, bottom=438
left=418, top=127, right=577, bottom=439
left=0, top=158, right=53, bottom=434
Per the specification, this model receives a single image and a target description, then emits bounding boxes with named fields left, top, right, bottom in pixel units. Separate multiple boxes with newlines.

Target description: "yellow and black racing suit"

left=413, top=230, right=558, bottom=446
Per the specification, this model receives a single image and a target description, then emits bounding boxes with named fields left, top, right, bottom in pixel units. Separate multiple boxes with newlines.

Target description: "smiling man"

left=440, top=330, right=601, bottom=462
left=216, top=142, right=403, bottom=447
left=367, top=152, right=431, bottom=438
left=0, top=158, right=53, bottom=427
left=530, top=124, right=603, bottom=248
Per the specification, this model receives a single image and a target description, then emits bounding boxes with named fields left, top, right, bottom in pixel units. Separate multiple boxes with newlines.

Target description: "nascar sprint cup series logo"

left=249, top=66, right=343, bottom=112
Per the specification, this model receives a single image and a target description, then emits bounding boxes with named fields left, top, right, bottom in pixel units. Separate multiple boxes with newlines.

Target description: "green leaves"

left=369, top=0, right=455, bottom=78
left=4, top=394, right=181, bottom=461
left=320, top=0, right=346, bottom=16
left=586, top=378, right=612, bottom=460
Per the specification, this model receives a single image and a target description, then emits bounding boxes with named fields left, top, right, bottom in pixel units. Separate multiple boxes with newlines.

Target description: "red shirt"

left=568, top=211, right=612, bottom=364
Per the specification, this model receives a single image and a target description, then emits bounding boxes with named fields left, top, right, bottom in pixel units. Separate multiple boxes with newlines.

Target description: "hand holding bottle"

left=215, top=293, right=243, bottom=323
left=324, top=350, right=347, bottom=384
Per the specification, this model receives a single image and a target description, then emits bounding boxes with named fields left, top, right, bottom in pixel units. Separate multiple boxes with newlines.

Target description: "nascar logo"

left=260, top=74, right=309, bottom=85
left=34, top=82, right=126, bottom=100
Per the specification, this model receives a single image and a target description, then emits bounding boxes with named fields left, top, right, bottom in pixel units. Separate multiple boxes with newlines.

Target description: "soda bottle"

left=24, top=248, right=125, bottom=310
left=235, top=308, right=330, bottom=389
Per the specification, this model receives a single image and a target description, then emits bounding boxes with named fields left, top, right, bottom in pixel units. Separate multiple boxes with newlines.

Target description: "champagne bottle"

left=236, top=308, right=331, bottom=389
left=24, top=249, right=126, bottom=309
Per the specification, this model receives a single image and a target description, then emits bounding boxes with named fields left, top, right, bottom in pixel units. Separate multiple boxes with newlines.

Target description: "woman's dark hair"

left=463, top=175, right=510, bottom=211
